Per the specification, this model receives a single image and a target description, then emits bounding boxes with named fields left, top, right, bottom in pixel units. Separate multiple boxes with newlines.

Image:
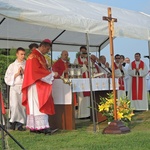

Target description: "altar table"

left=49, top=78, right=118, bottom=130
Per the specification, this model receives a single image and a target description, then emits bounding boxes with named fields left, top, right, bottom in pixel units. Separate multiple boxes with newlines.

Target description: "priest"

left=74, top=46, right=91, bottom=119
left=114, top=54, right=126, bottom=100
left=128, top=53, right=148, bottom=110
left=22, top=39, right=58, bottom=134
left=52, top=50, right=69, bottom=78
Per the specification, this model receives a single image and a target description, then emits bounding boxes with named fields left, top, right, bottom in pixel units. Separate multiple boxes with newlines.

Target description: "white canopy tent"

left=1, top=0, right=150, bottom=132
left=0, top=0, right=150, bottom=52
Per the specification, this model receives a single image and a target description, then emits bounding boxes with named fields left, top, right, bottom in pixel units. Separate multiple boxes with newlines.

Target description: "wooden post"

left=102, top=8, right=130, bottom=134
left=103, top=7, right=117, bottom=120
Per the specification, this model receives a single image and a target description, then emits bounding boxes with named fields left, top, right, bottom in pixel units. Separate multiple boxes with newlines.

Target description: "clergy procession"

left=0, top=38, right=149, bottom=136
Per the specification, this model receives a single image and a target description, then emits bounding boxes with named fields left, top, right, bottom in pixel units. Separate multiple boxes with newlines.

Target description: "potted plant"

left=98, top=93, right=134, bottom=126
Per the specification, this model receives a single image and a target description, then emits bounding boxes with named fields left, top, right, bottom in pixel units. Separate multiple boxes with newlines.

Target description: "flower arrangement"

left=98, top=93, right=134, bottom=125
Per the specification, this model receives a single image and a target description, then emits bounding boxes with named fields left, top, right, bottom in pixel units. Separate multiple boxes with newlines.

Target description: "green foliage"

left=0, top=49, right=30, bottom=85
left=0, top=54, right=16, bottom=85
left=76, top=52, right=80, bottom=58
left=10, top=48, right=31, bottom=57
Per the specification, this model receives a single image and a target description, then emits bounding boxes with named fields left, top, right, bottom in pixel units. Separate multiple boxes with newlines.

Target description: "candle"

left=77, top=69, right=81, bottom=75
left=70, top=69, right=74, bottom=76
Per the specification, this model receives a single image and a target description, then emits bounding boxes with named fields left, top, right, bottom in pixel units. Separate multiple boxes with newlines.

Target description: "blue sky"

left=86, top=0, right=150, bottom=67
left=53, top=0, right=150, bottom=67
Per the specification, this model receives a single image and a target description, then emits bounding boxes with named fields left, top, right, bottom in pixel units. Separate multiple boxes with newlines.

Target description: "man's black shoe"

left=50, top=128, right=59, bottom=134
left=39, top=128, right=58, bottom=135
left=30, top=130, right=41, bottom=134
left=17, top=126, right=26, bottom=131
left=10, top=122, right=17, bottom=130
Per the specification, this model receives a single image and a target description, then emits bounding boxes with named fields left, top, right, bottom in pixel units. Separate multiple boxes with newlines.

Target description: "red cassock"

left=52, top=58, right=69, bottom=78
left=22, top=50, right=55, bottom=115
left=0, top=91, right=6, bottom=114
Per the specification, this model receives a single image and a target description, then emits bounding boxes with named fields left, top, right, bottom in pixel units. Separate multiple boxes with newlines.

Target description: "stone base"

left=102, top=120, right=130, bottom=134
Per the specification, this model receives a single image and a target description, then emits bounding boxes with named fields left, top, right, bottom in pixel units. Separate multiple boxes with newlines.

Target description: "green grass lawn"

left=1, top=111, right=150, bottom=150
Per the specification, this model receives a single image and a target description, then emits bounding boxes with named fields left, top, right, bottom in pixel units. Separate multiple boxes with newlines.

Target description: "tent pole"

left=148, top=41, right=150, bottom=69
left=86, top=33, right=96, bottom=132
left=51, top=30, right=66, bottom=65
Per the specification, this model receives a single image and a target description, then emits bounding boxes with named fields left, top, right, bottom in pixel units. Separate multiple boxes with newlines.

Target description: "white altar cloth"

left=52, top=78, right=118, bottom=104
left=71, top=78, right=118, bottom=92
left=52, top=79, right=72, bottom=104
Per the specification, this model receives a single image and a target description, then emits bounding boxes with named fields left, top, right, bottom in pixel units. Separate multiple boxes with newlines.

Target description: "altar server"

left=4, top=47, right=26, bottom=131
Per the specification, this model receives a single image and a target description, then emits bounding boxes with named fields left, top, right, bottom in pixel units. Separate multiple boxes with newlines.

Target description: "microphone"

left=144, top=56, right=150, bottom=59
left=80, top=52, right=91, bottom=55
left=98, top=63, right=112, bottom=74
left=98, top=63, right=101, bottom=67
left=20, top=67, right=23, bottom=79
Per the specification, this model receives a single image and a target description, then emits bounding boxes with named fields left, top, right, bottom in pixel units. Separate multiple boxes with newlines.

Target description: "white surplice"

left=128, top=61, right=148, bottom=110
left=4, top=59, right=26, bottom=124
left=124, top=63, right=130, bottom=92
left=114, top=62, right=126, bottom=100
left=74, top=57, right=90, bottom=118
left=99, top=63, right=111, bottom=78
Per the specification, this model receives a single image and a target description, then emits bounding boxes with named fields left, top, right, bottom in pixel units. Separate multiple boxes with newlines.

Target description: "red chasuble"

left=131, top=61, right=144, bottom=100
left=22, top=50, right=55, bottom=115
left=52, top=58, right=69, bottom=78
left=0, top=91, right=6, bottom=114
left=114, top=63, right=125, bottom=90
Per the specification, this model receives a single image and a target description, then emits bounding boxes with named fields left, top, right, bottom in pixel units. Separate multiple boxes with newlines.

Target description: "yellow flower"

left=117, top=112, right=124, bottom=120
left=98, top=93, right=134, bottom=123
left=98, top=104, right=105, bottom=112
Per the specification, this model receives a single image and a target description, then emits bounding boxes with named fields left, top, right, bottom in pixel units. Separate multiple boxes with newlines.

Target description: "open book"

left=92, top=72, right=104, bottom=78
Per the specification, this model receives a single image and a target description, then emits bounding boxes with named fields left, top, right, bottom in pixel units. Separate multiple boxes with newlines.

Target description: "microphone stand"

left=0, top=101, right=5, bottom=150
left=97, top=63, right=112, bottom=92
left=0, top=92, right=26, bottom=150
left=90, top=57, right=112, bottom=91
left=97, top=63, right=112, bottom=74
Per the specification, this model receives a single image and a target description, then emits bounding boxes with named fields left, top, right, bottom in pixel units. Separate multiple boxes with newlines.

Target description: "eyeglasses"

left=115, top=57, right=120, bottom=59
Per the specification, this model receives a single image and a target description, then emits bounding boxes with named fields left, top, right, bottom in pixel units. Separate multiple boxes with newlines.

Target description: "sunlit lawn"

left=1, top=110, right=150, bottom=150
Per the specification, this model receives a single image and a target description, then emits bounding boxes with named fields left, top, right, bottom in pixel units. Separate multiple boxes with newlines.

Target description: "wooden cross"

left=103, top=7, right=118, bottom=120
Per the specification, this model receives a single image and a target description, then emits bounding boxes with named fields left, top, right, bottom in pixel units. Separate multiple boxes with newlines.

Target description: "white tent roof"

left=0, top=0, right=150, bottom=52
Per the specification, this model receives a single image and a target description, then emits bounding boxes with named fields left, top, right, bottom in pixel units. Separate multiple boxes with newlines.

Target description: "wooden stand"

left=49, top=103, right=75, bottom=130
left=49, top=90, right=113, bottom=130
left=102, top=120, right=130, bottom=134
left=94, top=90, right=112, bottom=122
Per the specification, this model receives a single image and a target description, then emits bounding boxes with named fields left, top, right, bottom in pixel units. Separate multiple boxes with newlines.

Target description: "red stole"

left=78, top=57, right=90, bottom=97
left=22, top=49, right=55, bottom=115
left=131, top=61, right=144, bottom=100
left=0, top=91, right=6, bottom=114
left=114, top=63, right=125, bottom=90
left=52, top=59, right=69, bottom=78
